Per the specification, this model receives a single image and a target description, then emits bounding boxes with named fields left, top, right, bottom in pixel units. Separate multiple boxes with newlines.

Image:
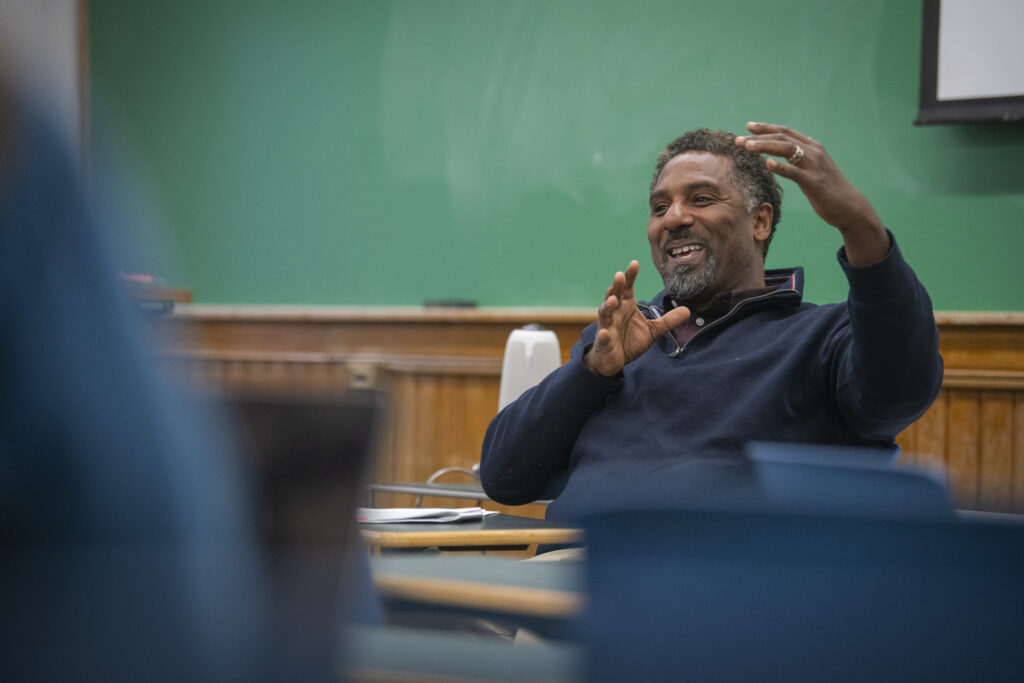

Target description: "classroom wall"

left=89, top=0, right=1024, bottom=309
left=0, top=0, right=82, bottom=158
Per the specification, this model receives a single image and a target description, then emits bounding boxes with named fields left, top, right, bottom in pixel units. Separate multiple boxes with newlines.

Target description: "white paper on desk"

left=356, top=507, right=499, bottom=524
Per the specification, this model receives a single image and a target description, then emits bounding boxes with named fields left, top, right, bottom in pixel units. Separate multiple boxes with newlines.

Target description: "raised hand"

left=584, top=260, right=691, bottom=377
left=735, top=122, right=889, bottom=266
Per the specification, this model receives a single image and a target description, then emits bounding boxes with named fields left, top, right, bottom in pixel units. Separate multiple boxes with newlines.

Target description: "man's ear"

left=752, top=203, right=773, bottom=243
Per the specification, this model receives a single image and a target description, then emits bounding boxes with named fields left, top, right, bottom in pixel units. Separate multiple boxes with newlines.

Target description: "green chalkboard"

left=91, top=0, right=1024, bottom=309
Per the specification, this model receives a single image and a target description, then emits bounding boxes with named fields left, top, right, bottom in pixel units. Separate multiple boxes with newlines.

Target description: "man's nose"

left=663, top=201, right=694, bottom=231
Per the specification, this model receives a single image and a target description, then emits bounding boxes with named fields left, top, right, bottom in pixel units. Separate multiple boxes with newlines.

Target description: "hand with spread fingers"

left=735, top=122, right=889, bottom=266
left=584, top=260, right=691, bottom=377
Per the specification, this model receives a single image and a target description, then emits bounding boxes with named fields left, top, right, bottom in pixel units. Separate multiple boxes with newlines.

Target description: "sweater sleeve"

left=831, top=232, right=944, bottom=440
left=479, top=327, right=623, bottom=505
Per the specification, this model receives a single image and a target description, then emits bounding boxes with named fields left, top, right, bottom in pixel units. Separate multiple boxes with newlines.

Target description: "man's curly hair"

left=651, top=128, right=783, bottom=257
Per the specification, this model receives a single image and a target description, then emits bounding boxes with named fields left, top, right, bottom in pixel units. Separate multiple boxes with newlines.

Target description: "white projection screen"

left=917, top=0, right=1024, bottom=125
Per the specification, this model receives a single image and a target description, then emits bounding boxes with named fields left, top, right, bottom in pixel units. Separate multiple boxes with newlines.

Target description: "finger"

left=736, top=137, right=807, bottom=162
left=765, top=157, right=805, bottom=182
left=737, top=132, right=800, bottom=143
left=593, top=326, right=613, bottom=351
left=650, top=305, right=690, bottom=336
left=744, top=121, right=814, bottom=144
left=624, top=260, right=639, bottom=284
left=736, top=133, right=820, bottom=156
left=622, top=260, right=640, bottom=297
left=597, top=294, right=620, bottom=330
left=604, top=269, right=626, bottom=299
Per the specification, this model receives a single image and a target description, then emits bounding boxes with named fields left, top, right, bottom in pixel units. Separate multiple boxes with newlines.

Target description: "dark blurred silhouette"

left=216, top=390, right=386, bottom=677
left=0, top=74, right=273, bottom=681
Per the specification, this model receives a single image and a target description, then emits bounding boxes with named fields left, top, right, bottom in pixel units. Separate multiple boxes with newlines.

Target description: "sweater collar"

left=644, top=266, right=804, bottom=311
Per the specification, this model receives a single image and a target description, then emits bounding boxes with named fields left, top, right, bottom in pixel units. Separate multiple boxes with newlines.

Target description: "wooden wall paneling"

left=160, top=307, right=592, bottom=361
left=1015, top=395, right=1024, bottom=513
left=367, top=364, right=460, bottom=507
left=381, top=370, right=423, bottom=489
left=938, top=328, right=1024, bottom=374
left=440, top=374, right=468, bottom=472
left=464, top=374, right=500, bottom=464
left=156, top=309, right=1024, bottom=516
left=979, top=390, right=1014, bottom=511
left=365, top=362, right=547, bottom=518
left=376, top=371, right=412, bottom=507
left=427, top=373, right=467, bottom=479
left=161, top=352, right=354, bottom=396
left=359, top=366, right=396, bottom=506
left=897, top=390, right=948, bottom=475
left=894, top=415, right=914, bottom=460
left=419, top=373, right=464, bottom=475
left=407, top=373, right=435, bottom=480
left=368, top=376, right=400, bottom=506
left=946, top=390, right=981, bottom=508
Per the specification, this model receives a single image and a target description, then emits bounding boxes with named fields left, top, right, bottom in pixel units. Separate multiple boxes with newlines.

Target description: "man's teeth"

left=669, top=245, right=703, bottom=257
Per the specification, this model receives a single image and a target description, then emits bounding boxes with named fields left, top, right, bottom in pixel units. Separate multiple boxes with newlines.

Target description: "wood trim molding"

left=942, top=369, right=1024, bottom=391
left=934, top=312, right=1024, bottom=327
left=161, top=350, right=1024, bottom=391
left=171, top=304, right=597, bottom=326
left=171, top=305, right=1024, bottom=327
left=164, top=349, right=503, bottom=376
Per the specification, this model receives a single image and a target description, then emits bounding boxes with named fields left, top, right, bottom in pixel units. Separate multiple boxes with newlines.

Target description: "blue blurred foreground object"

left=345, top=624, right=582, bottom=682
left=747, top=440, right=902, bottom=467
left=582, top=508, right=1024, bottom=683
left=0, top=91, right=270, bottom=680
left=745, top=441, right=955, bottom=520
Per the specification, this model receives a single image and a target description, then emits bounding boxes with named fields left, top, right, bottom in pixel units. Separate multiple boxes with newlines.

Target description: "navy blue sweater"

left=480, top=238, right=943, bottom=521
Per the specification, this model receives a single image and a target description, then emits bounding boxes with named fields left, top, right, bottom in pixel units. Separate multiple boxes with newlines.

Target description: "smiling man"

left=480, top=123, right=943, bottom=521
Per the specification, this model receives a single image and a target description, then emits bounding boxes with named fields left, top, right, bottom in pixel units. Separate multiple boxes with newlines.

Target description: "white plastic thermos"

left=497, top=324, right=562, bottom=411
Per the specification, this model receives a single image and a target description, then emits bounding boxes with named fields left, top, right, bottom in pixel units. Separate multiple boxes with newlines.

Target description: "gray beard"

left=663, top=251, right=717, bottom=303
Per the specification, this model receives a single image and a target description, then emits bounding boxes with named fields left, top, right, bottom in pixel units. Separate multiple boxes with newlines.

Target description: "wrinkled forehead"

left=652, top=151, right=739, bottom=195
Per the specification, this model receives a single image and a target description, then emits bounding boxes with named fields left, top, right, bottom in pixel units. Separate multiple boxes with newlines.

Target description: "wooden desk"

left=359, top=513, right=582, bottom=552
left=128, top=284, right=193, bottom=304
left=371, top=555, right=583, bottom=619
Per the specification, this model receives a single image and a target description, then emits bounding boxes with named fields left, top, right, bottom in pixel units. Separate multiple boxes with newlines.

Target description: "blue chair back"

left=745, top=441, right=954, bottom=520
left=581, top=508, right=1024, bottom=682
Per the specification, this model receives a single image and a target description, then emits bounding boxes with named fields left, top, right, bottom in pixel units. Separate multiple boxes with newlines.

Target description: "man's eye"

left=651, top=204, right=668, bottom=215
left=693, top=196, right=714, bottom=204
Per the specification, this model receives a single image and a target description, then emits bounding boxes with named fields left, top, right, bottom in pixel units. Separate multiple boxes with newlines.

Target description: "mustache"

left=664, top=228, right=709, bottom=248
left=662, top=233, right=712, bottom=264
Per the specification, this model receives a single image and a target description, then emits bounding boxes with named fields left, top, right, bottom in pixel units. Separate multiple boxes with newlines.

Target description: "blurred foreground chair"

left=744, top=441, right=955, bottom=520
left=216, top=389, right=388, bottom=677
left=582, top=507, right=1024, bottom=682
